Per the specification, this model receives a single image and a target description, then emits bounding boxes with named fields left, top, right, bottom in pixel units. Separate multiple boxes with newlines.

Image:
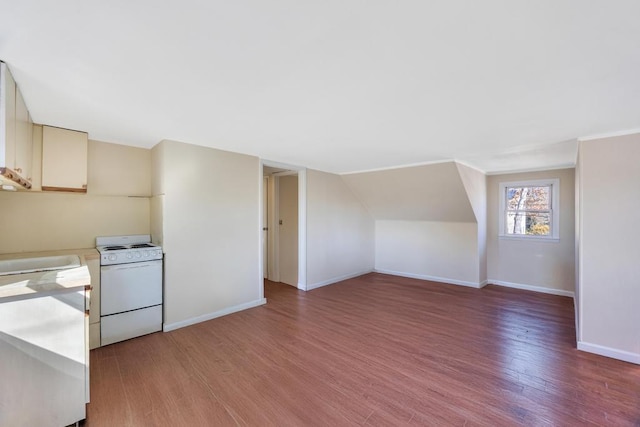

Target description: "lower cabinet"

left=86, top=257, right=101, bottom=349
left=0, top=289, right=87, bottom=426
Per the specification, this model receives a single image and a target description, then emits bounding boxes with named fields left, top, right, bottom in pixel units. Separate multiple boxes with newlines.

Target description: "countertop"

left=0, top=248, right=98, bottom=302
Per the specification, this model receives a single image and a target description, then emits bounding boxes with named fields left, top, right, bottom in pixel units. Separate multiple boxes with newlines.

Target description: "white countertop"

left=0, top=249, right=98, bottom=301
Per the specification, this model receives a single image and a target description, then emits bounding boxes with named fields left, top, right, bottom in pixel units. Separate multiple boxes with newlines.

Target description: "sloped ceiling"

left=456, top=163, right=486, bottom=224
left=2, top=1, right=640, bottom=174
left=342, top=162, right=475, bottom=222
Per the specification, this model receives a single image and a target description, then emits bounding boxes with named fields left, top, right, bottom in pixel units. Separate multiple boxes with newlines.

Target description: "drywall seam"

left=339, top=159, right=456, bottom=175
left=578, top=128, right=640, bottom=142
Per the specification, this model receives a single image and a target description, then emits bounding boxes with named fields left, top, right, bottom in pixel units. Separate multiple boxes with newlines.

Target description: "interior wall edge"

left=488, top=280, right=575, bottom=298
left=162, top=298, right=267, bottom=332
left=305, top=269, right=374, bottom=291
left=373, top=269, right=485, bottom=289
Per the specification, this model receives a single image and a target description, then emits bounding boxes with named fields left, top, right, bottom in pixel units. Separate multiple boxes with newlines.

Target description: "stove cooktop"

left=99, top=243, right=157, bottom=251
left=101, top=245, right=127, bottom=251
left=96, top=235, right=163, bottom=265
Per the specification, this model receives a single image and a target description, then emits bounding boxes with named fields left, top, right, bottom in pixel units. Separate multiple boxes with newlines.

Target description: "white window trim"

left=498, top=178, right=560, bottom=242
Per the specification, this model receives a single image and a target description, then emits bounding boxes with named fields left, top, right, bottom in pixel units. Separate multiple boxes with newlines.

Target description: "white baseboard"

left=374, top=269, right=485, bottom=289
left=488, top=279, right=575, bottom=298
left=163, top=298, right=267, bottom=332
left=306, top=269, right=373, bottom=291
left=577, top=341, right=640, bottom=365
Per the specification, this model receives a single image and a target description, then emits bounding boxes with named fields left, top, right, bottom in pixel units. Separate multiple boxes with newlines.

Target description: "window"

left=499, top=179, right=559, bottom=241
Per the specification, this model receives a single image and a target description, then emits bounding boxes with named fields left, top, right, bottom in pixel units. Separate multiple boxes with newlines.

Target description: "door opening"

left=276, top=173, right=298, bottom=287
left=261, top=162, right=306, bottom=291
left=262, top=176, right=268, bottom=279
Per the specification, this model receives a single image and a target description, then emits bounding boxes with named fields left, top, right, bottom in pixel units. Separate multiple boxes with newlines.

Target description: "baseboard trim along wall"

left=577, top=341, right=640, bottom=365
left=306, top=270, right=374, bottom=291
left=488, top=280, right=575, bottom=298
left=374, top=269, right=485, bottom=289
left=163, top=298, right=267, bottom=332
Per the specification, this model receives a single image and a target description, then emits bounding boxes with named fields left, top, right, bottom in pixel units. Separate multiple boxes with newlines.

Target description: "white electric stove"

left=96, top=235, right=163, bottom=346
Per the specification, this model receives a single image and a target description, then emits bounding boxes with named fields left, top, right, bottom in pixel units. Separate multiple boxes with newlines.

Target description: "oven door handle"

left=101, top=261, right=161, bottom=271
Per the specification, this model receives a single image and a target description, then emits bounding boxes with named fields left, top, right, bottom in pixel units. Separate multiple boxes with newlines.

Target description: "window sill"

left=499, top=235, right=560, bottom=243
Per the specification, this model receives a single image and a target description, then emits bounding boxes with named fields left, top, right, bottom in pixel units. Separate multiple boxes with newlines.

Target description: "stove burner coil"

left=103, top=245, right=127, bottom=251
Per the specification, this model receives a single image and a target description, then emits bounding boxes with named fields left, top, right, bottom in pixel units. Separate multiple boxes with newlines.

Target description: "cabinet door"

left=14, top=86, right=32, bottom=182
left=42, top=125, right=88, bottom=192
left=0, top=290, right=87, bottom=425
left=86, top=258, right=101, bottom=349
left=1, top=63, right=16, bottom=169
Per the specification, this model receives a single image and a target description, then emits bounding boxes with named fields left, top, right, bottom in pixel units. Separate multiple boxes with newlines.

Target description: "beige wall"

left=574, top=158, right=581, bottom=336
left=343, top=161, right=484, bottom=287
left=278, top=175, right=298, bottom=287
left=457, top=163, right=488, bottom=283
left=577, top=133, right=640, bottom=363
left=150, top=138, right=165, bottom=196
left=87, top=139, right=151, bottom=196
left=0, top=129, right=151, bottom=254
left=487, top=168, right=575, bottom=294
left=306, top=169, right=374, bottom=289
left=150, top=195, right=164, bottom=246
left=152, top=140, right=263, bottom=329
left=0, top=192, right=149, bottom=253
left=342, top=162, right=476, bottom=222
left=375, top=220, right=480, bottom=286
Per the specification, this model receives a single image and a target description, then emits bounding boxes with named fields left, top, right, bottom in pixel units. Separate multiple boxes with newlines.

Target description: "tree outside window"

left=499, top=179, right=559, bottom=241
left=506, top=186, right=550, bottom=236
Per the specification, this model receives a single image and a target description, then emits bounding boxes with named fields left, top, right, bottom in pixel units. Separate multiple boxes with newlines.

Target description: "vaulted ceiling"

left=2, top=1, right=639, bottom=174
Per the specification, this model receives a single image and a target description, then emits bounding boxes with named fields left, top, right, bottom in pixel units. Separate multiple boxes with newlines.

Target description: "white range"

left=96, top=235, right=163, bottom=346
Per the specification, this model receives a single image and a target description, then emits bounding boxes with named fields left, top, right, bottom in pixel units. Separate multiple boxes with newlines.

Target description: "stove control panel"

left=99, top=248, right=163, bottom=266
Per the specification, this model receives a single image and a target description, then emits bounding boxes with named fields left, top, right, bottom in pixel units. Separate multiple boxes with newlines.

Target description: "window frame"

left=498, top=178, right=560, bottom=242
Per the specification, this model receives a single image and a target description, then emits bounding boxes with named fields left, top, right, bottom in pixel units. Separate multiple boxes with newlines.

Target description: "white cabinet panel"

left=89, top=322, right=101, bottom=350
left=42, top=125, right=88, bottom=192
left=101, top=305, right=162, bottom=346
left=1, top=63, right=16, bottom=169
left=14, top=86, right=32, bottom=182
left=1, top=62, right=33, bottom=189
left=86, top=257, right=101, bottom=349
left=0, top=290, right=87, bottom=426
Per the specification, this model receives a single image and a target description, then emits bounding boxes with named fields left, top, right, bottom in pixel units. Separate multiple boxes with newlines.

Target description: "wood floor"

left=86, top=273, right=640, bottom=426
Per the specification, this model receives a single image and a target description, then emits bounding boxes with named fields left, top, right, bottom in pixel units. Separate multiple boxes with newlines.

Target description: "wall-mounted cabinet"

left=15, top=87, right=33, bottom=182
left=1, top=62, right=33, bottom=189
left=42, top=125, right=88, bottom=192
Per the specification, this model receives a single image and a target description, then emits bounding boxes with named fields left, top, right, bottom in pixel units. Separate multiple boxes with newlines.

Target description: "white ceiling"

left=2, top=1, right=639, bottom=174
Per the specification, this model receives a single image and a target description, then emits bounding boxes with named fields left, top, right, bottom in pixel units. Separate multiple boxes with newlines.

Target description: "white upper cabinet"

left=42, top=125, right=88, bottom=192
left=15, top=86, right=33, bottom=182
left=0, top=61, right=33, bottom=189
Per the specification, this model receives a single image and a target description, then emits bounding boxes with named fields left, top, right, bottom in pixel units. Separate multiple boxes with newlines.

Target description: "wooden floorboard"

left=85, top=273, right=640, bottom=426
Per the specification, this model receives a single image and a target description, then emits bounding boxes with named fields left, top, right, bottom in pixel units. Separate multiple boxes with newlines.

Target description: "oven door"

left=101, top=260, right=162, bottom=316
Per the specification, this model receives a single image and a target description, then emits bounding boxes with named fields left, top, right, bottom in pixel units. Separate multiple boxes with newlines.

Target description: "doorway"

left=261, top=161, right=307, bottom=291
left=277, top=172, right=298, bottom=287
